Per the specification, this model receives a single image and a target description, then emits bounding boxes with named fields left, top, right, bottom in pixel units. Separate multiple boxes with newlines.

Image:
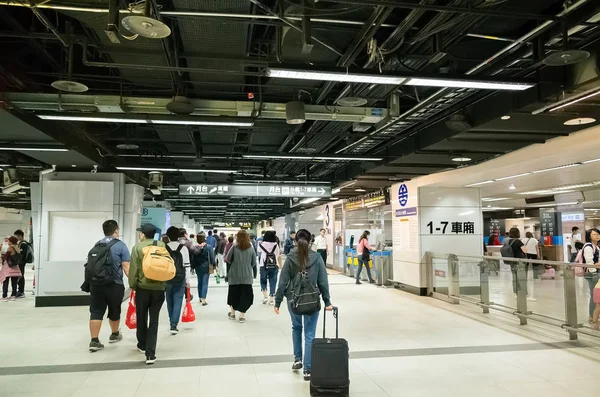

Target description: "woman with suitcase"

left=274, top=229, right=333, bottom=381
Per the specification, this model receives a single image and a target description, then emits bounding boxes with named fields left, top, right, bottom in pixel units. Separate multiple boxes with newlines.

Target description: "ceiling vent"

left=166, top=96, right=195, bottom=115
left=122, top=1, right=171, bottom=39
left=445, top=114, right=471, bottom=132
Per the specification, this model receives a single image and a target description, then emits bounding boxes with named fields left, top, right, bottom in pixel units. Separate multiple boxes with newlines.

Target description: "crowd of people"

left=83, top=221, right=332, bottom=380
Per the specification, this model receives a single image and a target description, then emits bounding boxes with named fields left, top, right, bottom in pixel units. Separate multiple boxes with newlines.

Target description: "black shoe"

left=369, top=280, right=376, bottom=284
left=146, top=356, right=157, bottom=365
left=89, top=340, right=104, bottom=352
left=15, top=292, right=25, bottom=299
left=170, top=326, right=179, bottom=335
left=356, top=280, right=362, bottom=285
left=292, top=360, right=303, bottom=370
left=303, top=371, right=311, bottom=381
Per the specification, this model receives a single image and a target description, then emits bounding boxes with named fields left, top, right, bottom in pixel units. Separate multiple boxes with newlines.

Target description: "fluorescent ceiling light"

left=178, top=168, right=238, bottom=174
left=116, top=167, right=236, bottom=174
left=481, top=197, right=509, bottom=202
left=117, top=166, right=178, bottom=172
left=242, top=154, right=383, bottom=161
left=234, top=179, right=330, bottom=184
left=495, top=173, right=531, bottom=181
left=300, top=197, right=320, bottom=204
left=176, top=206, right=227, bottom=209
left=549, top=89, right=600, bottom=112
left=583, top=158, right=600, bottom=164
left=535, top=202, right=578, bottom=207
left=406, top=78, right=534, bottom=91
left=355, top=188, right=366, bottom=192
left=531, top=163, right=580, bottom=174
left=37, top=113, right=254, bottom=127
left=508, top=184, right=516, bottom=190
left=160, top=187, right=178, bottom=191
left=482, top=207, right=513, bottom=211
left=501, top=115, right=511, bottom=120
left=233, top=203, right=285, bottom=206
left=268, top=68, right=405, bottom=85
left=452, top=157, right=471, bottom=162
left=0, top=147, right=69, bottom=152
left=332, top=188, right=341, bottom=194
left=465, top=180, right=494, bottom=187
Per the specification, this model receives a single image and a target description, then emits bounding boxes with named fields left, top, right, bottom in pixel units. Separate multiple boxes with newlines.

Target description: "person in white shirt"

left=522, top=232, right=541, bottom=279
left=164, top=227, right=191, bottom=335
left=314, top=228, right=328, bottom=265
left=571, top=226, right=583, bottom=262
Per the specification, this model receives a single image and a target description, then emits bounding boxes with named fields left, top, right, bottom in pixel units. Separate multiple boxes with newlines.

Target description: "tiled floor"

left=2, top=272, right=600, bottom=397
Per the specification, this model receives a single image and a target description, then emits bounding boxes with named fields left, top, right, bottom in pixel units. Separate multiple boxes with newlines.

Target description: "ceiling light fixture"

left=407, top=78, right=534, bottom=91
left=465, top=180, right=494, bottom=187
left=37, top=114, right=254, bottom=127
left=531, top=163, right=581, bottom=174
left=332, top=188, right=341, bottom=194
left=0, top=147, right=69, bottom=152
left=563, top=117, right=596, bottom=126
left=452, top=157, right=472, bottom=162
left=548, top=88, right=600, bottom=112
left=299, top=197, right=320, bottom=205
left=241, top=154, right=383, bottom=161
left=481, top=197, right=509, bottom=202
left=501, top=115, right=511, bottom=120
left=116, top=167, right=237, bottom=174
left=495, top=173, right=532, bottom=181
left=355, top=188, right=366, bottom=192
left=268, top=68, right=405, bottom=85
left=508, top=184, right=516, bottom=190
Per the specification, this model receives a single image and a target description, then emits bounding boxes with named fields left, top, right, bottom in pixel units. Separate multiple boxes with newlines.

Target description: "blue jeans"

left=198, top=273, right=209, bottom=299
left=260, top=267, right=278, bottom=296
left=356, top=257, right=373, bottom=282
left=288, top=302, right=320, bottom=372
left=165, top=282, right=186, bottom=328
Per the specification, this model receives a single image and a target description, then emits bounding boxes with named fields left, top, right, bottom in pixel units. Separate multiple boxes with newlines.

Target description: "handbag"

left=125, top=291, right=137, bottom=329
left=182, top=288, right=196, bottom=323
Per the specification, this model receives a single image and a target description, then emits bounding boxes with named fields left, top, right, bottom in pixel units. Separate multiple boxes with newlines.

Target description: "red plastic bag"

left=125, top=291, right=137, bottom=329
left=182, top=288, right=196, bottom=323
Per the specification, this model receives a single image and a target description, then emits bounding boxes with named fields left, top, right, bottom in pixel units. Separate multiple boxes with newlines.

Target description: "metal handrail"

left=428, top=252, right=598, bottom=268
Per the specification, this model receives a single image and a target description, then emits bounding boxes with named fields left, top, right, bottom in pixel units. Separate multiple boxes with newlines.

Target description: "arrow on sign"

left=187, top=186, right=194, bottom=194
left=319, top=188, right=325, bottom=195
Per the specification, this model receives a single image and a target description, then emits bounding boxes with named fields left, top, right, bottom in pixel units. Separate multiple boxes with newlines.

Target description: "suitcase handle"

left=322, top=306, right=339, bottom=339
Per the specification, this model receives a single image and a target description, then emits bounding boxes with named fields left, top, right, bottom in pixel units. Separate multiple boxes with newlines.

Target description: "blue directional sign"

left=398, top=184, right=408, bottom=207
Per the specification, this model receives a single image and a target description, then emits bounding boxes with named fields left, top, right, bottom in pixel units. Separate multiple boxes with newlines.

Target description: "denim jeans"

left=288, top=302, right=320, bottom=372
left=356, top=257, right=373, bottom=282
left=260, top=267, right=278, bottom=296
left=198, top=273, right=210, bottom=299
left=165, top=282, right=186, bottom=328
left=587, top=273, right=599, bottom=317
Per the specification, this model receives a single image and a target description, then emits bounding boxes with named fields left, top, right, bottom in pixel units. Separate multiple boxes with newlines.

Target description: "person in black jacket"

left=274, top=229, right=333, bottom=382
left=14, top=229, right=33, bottom=298
left=284, top=231, right=296, bottom=255
left=193, top=234, right=214, bottom=306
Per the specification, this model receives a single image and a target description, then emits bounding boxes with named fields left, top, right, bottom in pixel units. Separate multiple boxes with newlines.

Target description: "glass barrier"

left=426, top=252, right=600, bottom=341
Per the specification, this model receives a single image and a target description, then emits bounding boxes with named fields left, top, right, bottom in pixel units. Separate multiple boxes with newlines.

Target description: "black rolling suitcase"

left=310, top=307, right=349, bottom=397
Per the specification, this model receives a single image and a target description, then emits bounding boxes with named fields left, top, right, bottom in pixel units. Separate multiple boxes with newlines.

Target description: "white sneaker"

left=527, top=296, right=537, bottom=302
left=262, top=298, right=268, bottom=305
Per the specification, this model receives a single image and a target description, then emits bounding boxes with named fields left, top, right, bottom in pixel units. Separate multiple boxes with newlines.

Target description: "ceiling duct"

left=445, top=114, right=471, bottom=132
left=286, top=101, right=306, bottom=125
left=2, top=168, right=22, bottom=194
left=166, top=96, right=195, bottom=115
left=121, top=0, right=171, bottom=39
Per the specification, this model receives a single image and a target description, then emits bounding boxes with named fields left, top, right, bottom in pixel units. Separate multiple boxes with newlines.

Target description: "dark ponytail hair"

left=359, top=230, right=370, bottom=242
left=295, top=229, right=312, bottom=271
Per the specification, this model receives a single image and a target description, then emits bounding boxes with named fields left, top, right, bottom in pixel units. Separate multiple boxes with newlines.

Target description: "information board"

left=178, top=184, right=331, bottom=198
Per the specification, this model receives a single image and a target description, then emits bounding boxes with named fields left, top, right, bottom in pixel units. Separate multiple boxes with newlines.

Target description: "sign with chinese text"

left=561, top=212, right=584, bottom=222
left=425, top=220, right=476, bottom=235
left=395, top=207, right=417, bottom=217
left=343, top=190, right=389, bottom=212
left=178, top=184, right=331, bottom=198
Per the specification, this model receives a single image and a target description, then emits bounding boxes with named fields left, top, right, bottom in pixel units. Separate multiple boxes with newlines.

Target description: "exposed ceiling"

left=0, top=0, right=599, bottom=222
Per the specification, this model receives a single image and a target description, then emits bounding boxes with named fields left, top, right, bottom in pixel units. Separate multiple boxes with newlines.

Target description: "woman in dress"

left=225, top=230, right=257, bottom=323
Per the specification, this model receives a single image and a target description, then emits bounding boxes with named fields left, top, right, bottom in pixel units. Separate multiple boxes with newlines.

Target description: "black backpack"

left=19, top=242, right=34, bottom=264
left=260, top=243, right=278, bottom=269
left=85, top=239, right=119, bottom=285
left=166, top=244, right=186, bottom=285
left=290, top=266, right=321, bottom=315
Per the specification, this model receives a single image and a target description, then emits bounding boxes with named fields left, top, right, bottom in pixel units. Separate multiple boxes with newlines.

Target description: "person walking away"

left=582, top=228, right=600, bottom=323
left=224, top=236, right=234, bottom=258
left=356, top=230, right=375, bottom=285
left=259, top=231, right=281, bottom=305
left=274, top=229, right=333, bottom=381
left=164, top=226, right=191, bottom=335
left=86, top=220, right=130, bottom=352
left=129, top=224, right=167, bottom=365
left=522, top=232, right=541, bottom=279
left=216, top=232, right=227, bottom=278
left=191, top=234, right=215, bottom=306
left=571, top=226, right=584, bottom=262
left=502, top=228, right=532, bottom=301
left=225, top=230, right=257, bottom=323
left=206, top=230, right=216, bottom=250
left=13, top=229, right=33, bottom=298
left=0, top=236, right=22, bottom=302
left=314, top=228, right=328, bottom=266
left=284, top=231, right=296, bottom=255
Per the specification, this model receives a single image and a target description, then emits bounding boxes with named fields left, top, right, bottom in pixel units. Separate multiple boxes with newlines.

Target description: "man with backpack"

left=164, top=226, right=191, bottom=335
left=129, top=224, right=169, bottom=365
left=87, top=220, right=131, bottom=353
left=13, top=229, right=33, bottom=298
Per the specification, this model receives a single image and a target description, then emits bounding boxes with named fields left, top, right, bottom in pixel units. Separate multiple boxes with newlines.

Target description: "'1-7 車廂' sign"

left=426, top=221, right=475, bottom=234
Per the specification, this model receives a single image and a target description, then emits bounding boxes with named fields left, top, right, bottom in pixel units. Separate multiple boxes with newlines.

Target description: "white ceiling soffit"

left=408, top=124, right=600, bottom=202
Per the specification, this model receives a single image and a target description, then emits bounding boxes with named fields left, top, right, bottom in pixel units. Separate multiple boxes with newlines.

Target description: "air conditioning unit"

left=2, top=168, right=22, bottom=194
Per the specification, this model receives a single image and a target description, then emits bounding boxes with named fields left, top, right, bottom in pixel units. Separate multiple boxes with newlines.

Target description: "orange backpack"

left=142, top=241, right=176, bottom=282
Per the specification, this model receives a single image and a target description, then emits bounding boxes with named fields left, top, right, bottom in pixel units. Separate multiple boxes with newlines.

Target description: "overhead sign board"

left=178, top=184, right=331, bottom=198
left=344, top=190, right=389, bottom=212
